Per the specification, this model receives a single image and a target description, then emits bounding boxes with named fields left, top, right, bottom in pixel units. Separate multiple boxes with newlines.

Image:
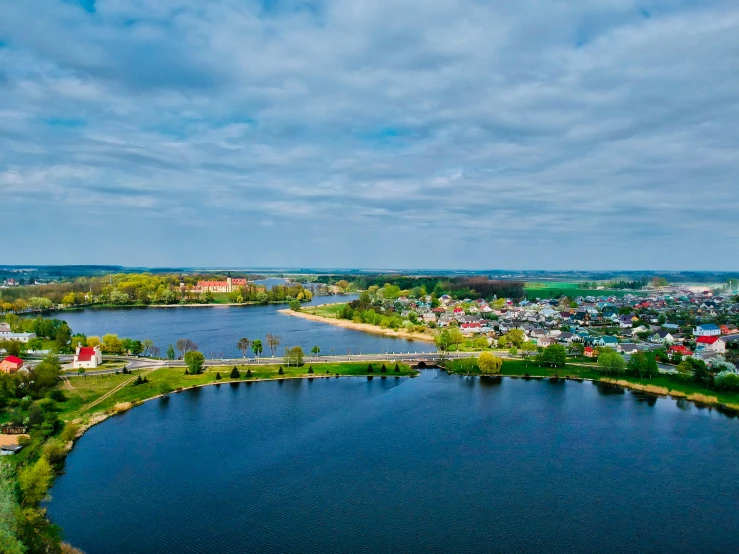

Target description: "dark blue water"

left=57, top=295, right=435, bottom=358
left=49, top=372, right=739, bottom=553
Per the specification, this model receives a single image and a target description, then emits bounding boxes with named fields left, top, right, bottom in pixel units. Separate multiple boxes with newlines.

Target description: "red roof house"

left=669, top=345, right=693, bottom=357
left=0, top=356, right=24, bottom=374
left=73, top=345, right=102, bottom=369
left=696, top=336, right=719, bottom=345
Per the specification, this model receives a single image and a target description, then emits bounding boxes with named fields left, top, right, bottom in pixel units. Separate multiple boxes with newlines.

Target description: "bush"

left=43, top=439, right=67, bottom=466
left=215, top=372, right=222, bottom=380
left=278, top=366, right=284, bottom=375
left=17, top=435, right=32, bottom=446
left=47, top=389, right=67, bottom=402
left=61, top=423, right=80, bottom=443
left=308, top=366, right=314, bottom=374
left=28, top=404, right=44, bottom=427
left=394, top=363, right=400, bottom=372
left=246, top=369, right=252, bottom=377
left=367, top=364, right=374, bottom=373
left=381, top=364, right=387, bottom=373
left=230, top=367, right=240, bottom=379
left=714, top=370, right=739, bottom=391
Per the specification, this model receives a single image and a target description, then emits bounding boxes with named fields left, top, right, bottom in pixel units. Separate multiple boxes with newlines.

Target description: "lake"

left=48, top=371, right=739, bottom=553
left=56, top=295, right=436, bottom=358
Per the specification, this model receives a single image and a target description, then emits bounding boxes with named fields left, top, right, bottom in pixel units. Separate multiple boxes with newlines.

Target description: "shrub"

left=230, top=367, right=240, bottom=379
left=367, top=364, right=374, bottom=373
left=61, top=423, right=80, bottom=443
left=215, top=372, right=222, bottom=380
left=714, top=370, right=739, bottom=391
left=308, top=366, right=314, bottom=374
left=17, top=435, right=32, bottom=446
left=246, top=369, right=252, bottom=377
left=278, top=366, right=284, bottom=375
left=28, top=404, right=44, bottom=427
left=394, top=363, right=400, bottom=372
left=43, top=439, right=67, bottom=466
left=381, top=364, right=387, bottom=373
left=47, top=389, right=67, bottom=402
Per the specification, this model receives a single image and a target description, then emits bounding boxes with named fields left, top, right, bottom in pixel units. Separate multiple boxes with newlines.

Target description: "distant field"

left=304, top=303, right=345, bottom=318
left=524, top=282, right=646, bottom=300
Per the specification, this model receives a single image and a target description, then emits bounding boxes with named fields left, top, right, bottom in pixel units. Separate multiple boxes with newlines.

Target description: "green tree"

left=167, top=344, right=176, bottom=360
left=311, top=345, right=321, bottom=357
left=102, top=333, right=125, bottom=354
left=142, top=338, right=154, bottom=356
left=627, top=352, right=647, bottom=377
left=229, top=367, right=240, bottom=379
left=33, top=354, right=61, bottom=390
left=19, top=456, right=54, bottom=507
left=0, top=463, right=24, bottom=554
left=55, top=322, right=72, bottom=352
left=284, top=346, right=304, bottom=367
left=237, top=338, right=250, bottom=358
left=251, top=339, right=263, bottom=358
left=598, top=350, right=626, bottom=376
left=541, top=344, right=567, bottom=367
left=479, top=352, right=503, bottom=374
left=184, top=351, right=205, bottom=375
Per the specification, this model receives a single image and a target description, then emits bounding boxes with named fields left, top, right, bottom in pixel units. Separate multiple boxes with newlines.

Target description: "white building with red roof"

left=73, top=345, right=103, bottom=369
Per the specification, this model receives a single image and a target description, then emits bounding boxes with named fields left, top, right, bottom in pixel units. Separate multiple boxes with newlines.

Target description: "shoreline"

left=278, top=308, right=436, bottom=343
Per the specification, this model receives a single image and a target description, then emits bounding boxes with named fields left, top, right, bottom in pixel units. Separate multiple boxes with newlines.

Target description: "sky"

left=1, top=0, right=738, bottom=271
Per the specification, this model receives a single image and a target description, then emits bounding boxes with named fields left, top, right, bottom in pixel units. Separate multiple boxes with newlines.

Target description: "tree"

left=284, top=346, right=304, bottom=367
left=540, top=344, right=567, bottom=368
left=87, top=336, right=101, bottom=348
left=266, top=334, right=281, bottom=357
left=19, top=456, right=54, bottom=507
left=77, top=367, right=86, bottom=379
left=289, top=300, right=301, bottom=311
left=311, top=345, right=321, bottom=357
left=176, top=338, right=198, bottom=357
left=251, top=339, right=263, bottom=358
left=479, top=352, right=503, bottom=374
left=141, top=339, right=154, bottom=356
left=237, top=338, right=250, bottom=358
left=101, top=333, right=125, bottom=354
left=167, top=344, right=176, bottom=360
left=33, top=355, right=61, bottom=390
left=628, top=352, right=647, bottom=378
left=55, top=322, right=72, bottom=352
left=598, top=350, right=626, bottom=375
left=643, top=352, right=659, bottom=378
left=184, top=351, right=205, bottom=375
left=230, top=367, right=240, bottom=379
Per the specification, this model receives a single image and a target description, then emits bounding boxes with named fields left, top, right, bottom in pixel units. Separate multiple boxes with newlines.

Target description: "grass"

left=303, top=303, right=346, bottom=318
left=440, top=357, right=739, bottom=408
left=55, top=362, right=416, bottom=419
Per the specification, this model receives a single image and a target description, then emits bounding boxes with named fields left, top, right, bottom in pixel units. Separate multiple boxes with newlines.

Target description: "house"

left=720, top=324, right=738, bottom=335
left=669, top=345, right=693, bottom=358
left=421, top=312, right=437, bottom=324
left=617, top=343, right=639, bottom=355
left=696, top=336, right=726, bottom=354
left=584, top=347, right=597, bottom=358
left=537, top=337, right=557, bottom=348
left=73, top=345, right=103, bottom=369
left=0, top=323, right=10, bottom=333
left=0, top=356, right=24, bottom=374
left=650, top=330, right=674, bottom=344
left=694, top=324, right=721, bottom=337
left=594, top=336, right=619, bottom=348
left=0, top=332, right=36, bottom=343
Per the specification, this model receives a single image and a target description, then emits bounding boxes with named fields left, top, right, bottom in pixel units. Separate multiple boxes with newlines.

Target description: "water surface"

left=49, top=372, right=739, bottom=553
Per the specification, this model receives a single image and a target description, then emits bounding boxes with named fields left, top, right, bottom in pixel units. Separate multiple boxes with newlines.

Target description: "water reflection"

left=595, top=382, right=625, bottom=396
left=479, top=376, right=502, bottom=388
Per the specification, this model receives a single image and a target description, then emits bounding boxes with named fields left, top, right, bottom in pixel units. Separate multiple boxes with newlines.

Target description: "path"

left=81, top=370, right=152, bottom=412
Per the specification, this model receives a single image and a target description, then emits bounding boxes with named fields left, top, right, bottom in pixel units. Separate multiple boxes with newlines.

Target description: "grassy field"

left=58, top=362, right=415, bottom=419
left=303, top=303, right=346, bottom=318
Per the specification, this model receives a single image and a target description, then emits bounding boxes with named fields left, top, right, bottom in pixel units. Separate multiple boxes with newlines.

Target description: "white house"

left=73, top=345, right=103, bottom=369
left=0, top=332, right=36, bottom=343
left=694, top=324, right=721, bottom=337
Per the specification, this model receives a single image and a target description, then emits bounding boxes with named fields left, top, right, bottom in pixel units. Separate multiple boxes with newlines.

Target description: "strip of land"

left=279, top=308, right=436, bottom=343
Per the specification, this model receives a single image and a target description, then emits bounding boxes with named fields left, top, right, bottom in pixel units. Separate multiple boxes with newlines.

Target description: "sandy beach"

left=278, top=308, right=436, bottom=343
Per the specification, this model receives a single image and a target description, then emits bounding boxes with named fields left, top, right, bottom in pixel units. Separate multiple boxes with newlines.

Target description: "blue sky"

left=2, top=0, right=738, bottom=270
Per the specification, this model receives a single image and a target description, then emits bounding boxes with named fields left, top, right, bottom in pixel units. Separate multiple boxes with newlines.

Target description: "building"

left=1, top=445, right=23, bottom=456
left=0, top=331, right=36, bottom=343
left=584, top=347, right=597, bottom=358
left=693, top=324, right=721, bottom=337
left=73, top=345, right=103, bottom=369
left=696, top=336, right=726, bottom=354
left=0, top=356, right=24, bottom=374
left=192, top=276, right=248, bottom=294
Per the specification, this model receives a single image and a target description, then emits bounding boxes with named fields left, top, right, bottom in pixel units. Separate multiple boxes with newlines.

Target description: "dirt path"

left=81, top=370, right=151, bottom=412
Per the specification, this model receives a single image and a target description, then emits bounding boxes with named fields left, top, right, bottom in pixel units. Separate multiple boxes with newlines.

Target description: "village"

left=348, top=284, right=739, bottom=369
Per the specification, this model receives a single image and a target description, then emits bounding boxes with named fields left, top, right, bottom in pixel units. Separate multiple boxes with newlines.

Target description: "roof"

left=2, top=356, right=23, bottom=365
left=696, top=336, right=719, bottom=344
left=697, top=324, right=720, bottom=330
left=76, top=347, right=97, bottom=362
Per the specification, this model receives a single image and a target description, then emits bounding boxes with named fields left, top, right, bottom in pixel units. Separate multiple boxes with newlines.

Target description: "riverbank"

left=279, top=308, right=436, bottom=343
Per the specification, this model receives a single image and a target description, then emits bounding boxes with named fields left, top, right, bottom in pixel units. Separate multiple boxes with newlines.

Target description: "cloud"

left=1, top=0, right=739, bottom=269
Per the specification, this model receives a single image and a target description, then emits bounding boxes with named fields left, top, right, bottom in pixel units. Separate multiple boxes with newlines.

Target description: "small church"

left=73, top=344, right=103, bottom=369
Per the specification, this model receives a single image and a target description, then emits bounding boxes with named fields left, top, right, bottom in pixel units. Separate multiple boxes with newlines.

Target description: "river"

left=55, top=295, right=436, bottom=358
left=48, top=371, right=738, bottom=553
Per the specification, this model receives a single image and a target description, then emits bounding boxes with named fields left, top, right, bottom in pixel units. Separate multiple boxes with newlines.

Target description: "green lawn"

left=56, top=362, right=415, bottom=419
left=303, top=303, right=346, bottom=318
